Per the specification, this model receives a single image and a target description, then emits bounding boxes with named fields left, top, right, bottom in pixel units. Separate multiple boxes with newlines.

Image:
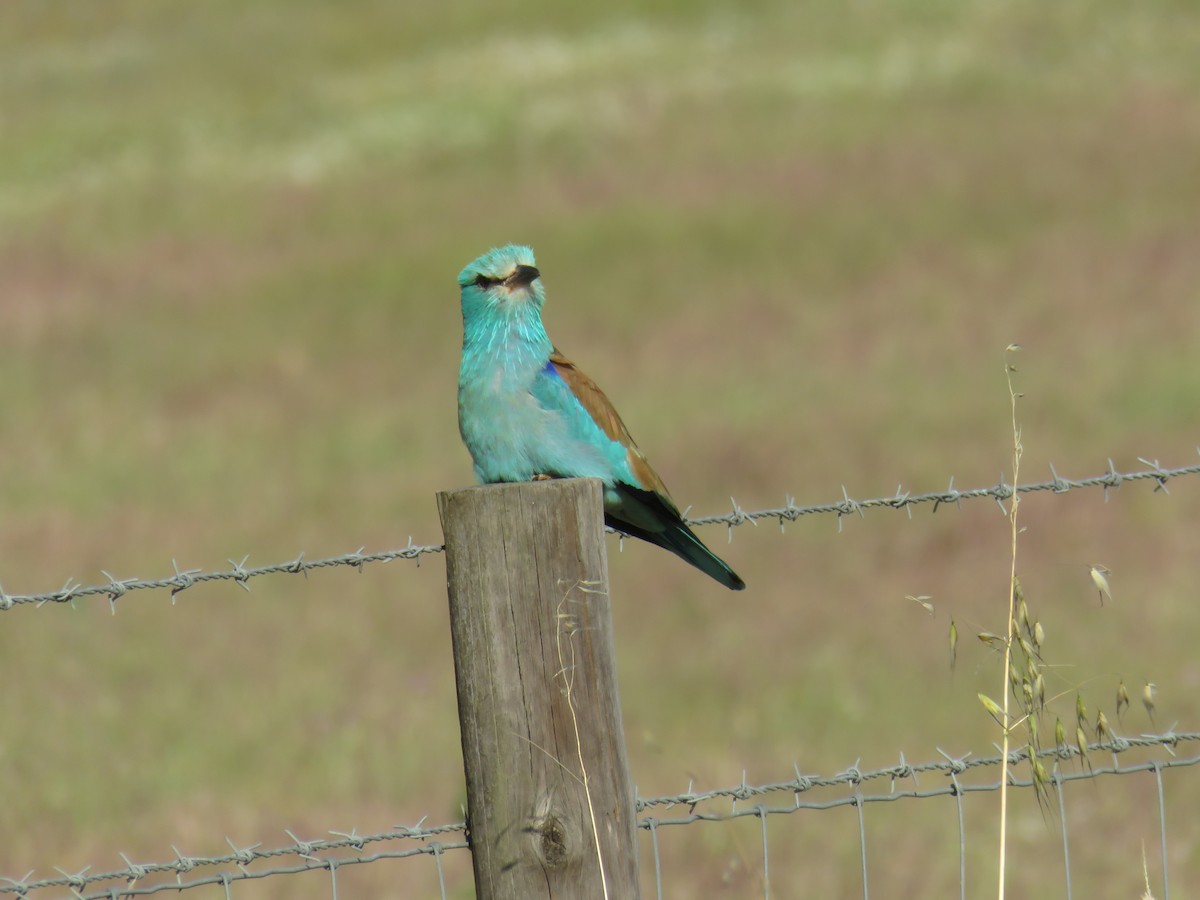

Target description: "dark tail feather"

left=607, top=487, right=746, bottom=591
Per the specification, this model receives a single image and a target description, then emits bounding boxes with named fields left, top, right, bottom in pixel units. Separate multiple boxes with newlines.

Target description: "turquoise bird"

left=456, top=244, right=745, bottom=591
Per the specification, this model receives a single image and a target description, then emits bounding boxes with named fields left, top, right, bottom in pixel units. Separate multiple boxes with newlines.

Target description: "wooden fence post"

left=437, top=478, right=640, bottom=899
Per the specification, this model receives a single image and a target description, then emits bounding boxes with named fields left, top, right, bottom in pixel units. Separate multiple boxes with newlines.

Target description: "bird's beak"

left=506, top=265, right=540, bottom=287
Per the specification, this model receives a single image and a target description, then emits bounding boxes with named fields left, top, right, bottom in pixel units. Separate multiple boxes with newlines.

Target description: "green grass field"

left=3, top=1, right=1199, bottom=896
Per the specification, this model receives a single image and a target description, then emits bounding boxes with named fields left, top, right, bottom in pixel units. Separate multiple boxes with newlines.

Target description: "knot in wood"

left=535, top=814, right=568, bottom=868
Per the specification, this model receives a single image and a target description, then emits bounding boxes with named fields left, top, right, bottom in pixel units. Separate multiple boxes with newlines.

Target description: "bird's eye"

left=473, top=274, right=496, bottom=288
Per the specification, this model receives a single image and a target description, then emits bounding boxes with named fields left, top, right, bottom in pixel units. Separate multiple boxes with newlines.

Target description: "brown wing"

left=549, top=347, right=674, bottom=500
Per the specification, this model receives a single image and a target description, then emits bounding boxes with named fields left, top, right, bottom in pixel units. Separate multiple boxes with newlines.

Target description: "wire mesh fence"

left=638, top=732, right=1199, bottom=900
left=3, top=733, right=1195, bottom=899
left=3, top=455, right=1198, bottom=898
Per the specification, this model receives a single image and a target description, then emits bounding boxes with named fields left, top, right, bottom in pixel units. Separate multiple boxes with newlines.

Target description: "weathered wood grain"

left=437, top=478, right=639, bottom=899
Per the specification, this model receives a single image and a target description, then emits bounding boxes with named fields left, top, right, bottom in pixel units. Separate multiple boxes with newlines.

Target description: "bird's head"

left=457, top=245, right=544, bottom=317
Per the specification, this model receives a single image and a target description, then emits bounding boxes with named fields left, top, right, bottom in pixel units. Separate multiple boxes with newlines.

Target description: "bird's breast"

left=458, top=348, right=554, bottom=483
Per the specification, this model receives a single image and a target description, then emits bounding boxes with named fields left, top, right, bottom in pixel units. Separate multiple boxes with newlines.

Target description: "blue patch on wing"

left=529, top=355, right=640, bottom=487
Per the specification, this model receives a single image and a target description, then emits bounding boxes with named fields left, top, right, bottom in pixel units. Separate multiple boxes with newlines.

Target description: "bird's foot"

left=531, top=473, right=554, bottom=481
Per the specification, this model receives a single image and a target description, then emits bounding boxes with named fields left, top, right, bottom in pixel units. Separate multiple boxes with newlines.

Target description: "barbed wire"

left=5, top=732, right=1194, bottom=899
left=2, top=455, right=1197, bottom=613
left=687, top=453, right=1200, bottom=532
left=636, top=730, right=1200, bottom=825
left=638, top=731, right=1199, bottom=900
left=0, top=822, right=468, bottom=900
left=0, top=541, right=445, bottom=612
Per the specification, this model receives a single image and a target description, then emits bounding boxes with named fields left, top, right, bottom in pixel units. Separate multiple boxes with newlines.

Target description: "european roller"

left=456, top=244, right=745, bottom=591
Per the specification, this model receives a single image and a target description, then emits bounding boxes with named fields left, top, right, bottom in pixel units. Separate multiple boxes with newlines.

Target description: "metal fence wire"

left=2, top=734, right=1196, bottom=900
left=2, top=456, right=1198, bottom=899
left=1, top=456, right=1196, bottom=613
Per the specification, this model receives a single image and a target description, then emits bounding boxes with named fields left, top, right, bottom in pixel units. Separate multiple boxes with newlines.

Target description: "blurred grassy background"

left=2, top=0, right=1199, bottom=896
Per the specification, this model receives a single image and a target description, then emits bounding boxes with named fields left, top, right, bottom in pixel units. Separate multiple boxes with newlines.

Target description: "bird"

left=455, top=244, right=745, bottom=591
